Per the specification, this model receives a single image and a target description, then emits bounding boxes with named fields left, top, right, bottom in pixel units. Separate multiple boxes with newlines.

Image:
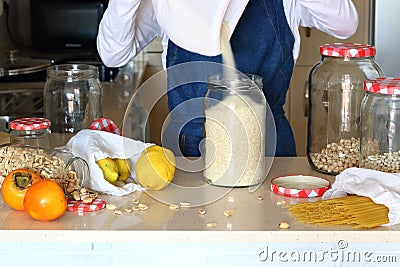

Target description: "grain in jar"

left=203, top=73, right=266, bottom=187
left=307, top=43, right=384, bottom=175
left=360, top=78, right=400, bottom=173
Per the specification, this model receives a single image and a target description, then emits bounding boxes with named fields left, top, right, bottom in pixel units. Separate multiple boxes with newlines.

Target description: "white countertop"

left=2, top=157, right=400, bottom=266
left=1, top=157, right=399, bottom=239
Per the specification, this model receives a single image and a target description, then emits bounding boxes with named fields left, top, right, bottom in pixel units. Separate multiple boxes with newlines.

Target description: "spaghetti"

left=287, top=195, right=389, bottom=229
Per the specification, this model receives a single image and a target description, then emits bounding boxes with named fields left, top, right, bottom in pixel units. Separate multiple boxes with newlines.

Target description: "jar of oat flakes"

left=307, top=43, right=383, bottom=175
left=360, top=78, right=400, bottom=173
left=203, top=73, right=266, bottom=187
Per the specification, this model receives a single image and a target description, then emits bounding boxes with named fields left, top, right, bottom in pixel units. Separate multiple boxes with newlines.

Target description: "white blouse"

left=97, top=0, right=359, bottom=68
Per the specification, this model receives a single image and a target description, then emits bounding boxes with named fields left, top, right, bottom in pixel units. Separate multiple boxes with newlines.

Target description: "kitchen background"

left=0, top=0, right=397, bottom=156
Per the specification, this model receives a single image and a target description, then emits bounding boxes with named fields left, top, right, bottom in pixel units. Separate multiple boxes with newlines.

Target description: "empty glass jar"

left=44, top=64, right=102, bottom=147
left=203, top=73, right=266, bottom=187
left=360, top=78, right=400, bottom=173
left=307, top=43, right=384, bottom=175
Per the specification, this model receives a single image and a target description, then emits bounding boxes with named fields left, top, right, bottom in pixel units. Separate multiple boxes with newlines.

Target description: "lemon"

left=114, top=158, right=130, bottom=182
left=96, top=157, right=119, bottom=184
left=135, top=145, right=176, bottom=190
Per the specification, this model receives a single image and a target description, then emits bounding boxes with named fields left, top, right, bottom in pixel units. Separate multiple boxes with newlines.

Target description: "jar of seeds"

left=360, top=78, right=400, bottom=173
left=307, top=43, right=384, bottom=175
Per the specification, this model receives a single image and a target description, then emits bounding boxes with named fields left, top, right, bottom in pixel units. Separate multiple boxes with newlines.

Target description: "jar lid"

left=89, top=118, right=121, bottom=135
left=67, top=197, right=106, bottom=212
left=270, top=174, right=331, bottom=198
left=364, top=77, right=400, bottom=95
left=9, top=118, right=51, bottom=130
left=320, top=43, right=376, bottom=57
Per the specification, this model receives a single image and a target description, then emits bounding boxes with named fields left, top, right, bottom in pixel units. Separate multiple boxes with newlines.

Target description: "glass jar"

left=360, top=78, right=400, bottom=172
left=0, top=144, right=89, bottom=196
left=44, top=64, right=102, bottom=147
left=307, top=43, right=384, bottom=175
left=9, top=117, right=51, bottom=149
left=203, top=73, right=266, bottom=187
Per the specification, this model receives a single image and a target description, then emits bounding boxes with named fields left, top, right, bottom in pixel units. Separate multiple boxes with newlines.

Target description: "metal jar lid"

left=320, top=43, right=376, bottom=58
left=364, top=77, right=400, bottom=95
left=9, top=118, right=51, bottom=131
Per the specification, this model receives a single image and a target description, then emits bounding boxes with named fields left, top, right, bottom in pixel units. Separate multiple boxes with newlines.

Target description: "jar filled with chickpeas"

left=360, top=78, right=400, bottom=172
left=307, top=43, right=384, bottom=175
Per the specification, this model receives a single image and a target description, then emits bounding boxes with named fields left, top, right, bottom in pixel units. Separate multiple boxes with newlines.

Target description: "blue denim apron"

left=165, top=0, right=296, bottom=156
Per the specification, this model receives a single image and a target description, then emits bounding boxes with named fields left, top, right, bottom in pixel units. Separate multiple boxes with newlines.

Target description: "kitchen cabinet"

left=0, top=157, right=400, bottom=267
left=286, top=0, right=370, bottom=156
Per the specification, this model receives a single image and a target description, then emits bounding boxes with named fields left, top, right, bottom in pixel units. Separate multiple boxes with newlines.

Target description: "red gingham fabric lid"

left=364, top=77, right=400, bottom=95
left=90, top=118, right=121, bottom=135
left=9, top=117, right=51, bottom=131
left=320, top=43, right=376, bottom=58
left=67, top=197, right=106, bottom=212
left=270, top=175, right=331, bottom=198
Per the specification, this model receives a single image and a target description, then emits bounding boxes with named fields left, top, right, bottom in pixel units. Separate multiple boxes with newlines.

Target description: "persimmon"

left=1, top=169, right=42, bottom=211
left=23, top=179, right=67, bottom=221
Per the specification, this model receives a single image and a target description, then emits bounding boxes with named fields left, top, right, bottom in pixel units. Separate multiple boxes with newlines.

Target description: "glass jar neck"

left=47, top=64, right=98, bottom=80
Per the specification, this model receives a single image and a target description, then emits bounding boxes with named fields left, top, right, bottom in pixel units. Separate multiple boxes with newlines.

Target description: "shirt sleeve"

left=296, top=0, right=359, bottom=39
left=96, top=0, right=162, bottom=67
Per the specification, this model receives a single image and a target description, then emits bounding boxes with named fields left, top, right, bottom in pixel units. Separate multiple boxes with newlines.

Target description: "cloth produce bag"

left=66, top=129, right=153, bottom=196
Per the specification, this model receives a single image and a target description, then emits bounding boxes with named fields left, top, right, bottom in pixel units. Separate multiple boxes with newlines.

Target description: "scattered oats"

left=169, top=204, right=180, bottom=210
left=106, top=203, right=117, bottom=210
left=72, top=191, right=81, bottom=201
left=114, top=210, right=123, bottom=215
left=132, top=199, right=140, bottom=204
left=278, top=222, right=290, bottom=229
left=198, top=208, right=206, bottom=215
left=206, top=222, right=217, bottom=228
left=125, top=208, right=132, bottom=213
left=132, top=206, right=140, bottom=211
left=257, top=196, right=264, bottom=201
left=180, top=202, right=191, bottom=207
left=139, top=205, right=149, bottom=211
left=276, top=200, right=286, bottom=206
left=223, top=210, right=234, bottom=217
left=82, top=197, right=93, bottom=204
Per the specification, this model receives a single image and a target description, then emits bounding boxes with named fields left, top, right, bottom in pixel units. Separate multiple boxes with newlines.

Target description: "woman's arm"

left=96, top=0, right=162, bottom=67
left=296, top=0, right=359, bottom=39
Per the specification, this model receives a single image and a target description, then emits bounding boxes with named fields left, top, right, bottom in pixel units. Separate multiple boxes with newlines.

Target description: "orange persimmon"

left=23, top=179, right=67, bottom=221
left=1, top=169, right=42, bottom=211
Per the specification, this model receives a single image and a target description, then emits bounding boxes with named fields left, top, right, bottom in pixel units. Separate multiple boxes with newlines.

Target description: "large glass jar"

left=360, top=78, right=400, bottom=173
left=307, top=43, right=384, bottom=175
left=203, top=73, right=266, bottom=187
left=44, top=64, right=102, bottom=147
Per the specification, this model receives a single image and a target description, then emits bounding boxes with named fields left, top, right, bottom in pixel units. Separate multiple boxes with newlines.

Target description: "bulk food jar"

left=203, top=73, right=266, bottom=187
left=44, top=64, right=102, bottom=147
left=307, top=43, right=383, bottom=175
left=360, top=78, right=400, bottom=173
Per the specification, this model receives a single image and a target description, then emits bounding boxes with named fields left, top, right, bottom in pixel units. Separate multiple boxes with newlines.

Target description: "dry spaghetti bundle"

left=287, top=195, right=389, bottom=229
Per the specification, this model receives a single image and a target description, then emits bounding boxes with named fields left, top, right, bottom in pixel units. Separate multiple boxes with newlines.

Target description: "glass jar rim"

left=207, top=73, right=262, bottom=91
left=46, top=64, right=99, bottom=78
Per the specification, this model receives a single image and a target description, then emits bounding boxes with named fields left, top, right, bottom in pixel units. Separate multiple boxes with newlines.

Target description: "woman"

left=97, top=0, right=358, bottom=156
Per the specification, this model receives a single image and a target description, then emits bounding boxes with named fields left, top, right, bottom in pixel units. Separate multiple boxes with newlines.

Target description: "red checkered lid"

left=90, top=118, right=122, bottom=135
left=67, top=197, right=106, bottom=212
left=270, top=175, right=331, bottom=198
left=320, top=43, right=376, bottom=58
left=364, top=77, right=400, bottom=95
left=9, top=117, right=51, bottom=131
